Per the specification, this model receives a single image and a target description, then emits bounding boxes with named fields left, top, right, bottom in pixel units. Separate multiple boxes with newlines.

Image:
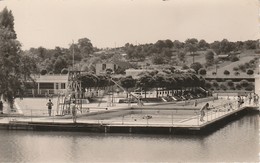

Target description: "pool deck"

left=0, top=97, right=258, bottom=134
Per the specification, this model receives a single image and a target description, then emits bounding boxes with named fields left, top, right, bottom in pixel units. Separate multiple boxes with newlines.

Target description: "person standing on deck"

left=72, top=101, right=77, bottom=123
left=46, top=99, right=53, bottom=116
left=0, top=101, right=3, bottom=114
left=200, top=103, right=209, bottom=122
left=194, top=100, right=198, bottom=107
left=249, top=93, right=252, bottom=105
left=237, top=95, right=242, bottom=108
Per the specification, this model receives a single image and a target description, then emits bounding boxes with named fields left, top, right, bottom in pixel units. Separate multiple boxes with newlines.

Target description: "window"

left=102, top=64, right=106, bottom=70
left=61, top=83, right=66, bottom=89
left=55, top=83, right=59, bottom=89
left=39, top=83, right=54, bottom=89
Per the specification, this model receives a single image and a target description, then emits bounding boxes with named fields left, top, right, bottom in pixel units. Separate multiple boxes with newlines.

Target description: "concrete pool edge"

left=0, top=106, right=258, bottom=135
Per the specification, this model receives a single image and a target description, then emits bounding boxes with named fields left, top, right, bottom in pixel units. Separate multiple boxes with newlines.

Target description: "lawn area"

left=206, top=50, right=258, bottom=77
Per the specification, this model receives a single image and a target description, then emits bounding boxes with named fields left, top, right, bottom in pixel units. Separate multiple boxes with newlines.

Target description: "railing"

left=195, top=96, right=256, bottom=125
left=6, top=96, right=257, bottom=126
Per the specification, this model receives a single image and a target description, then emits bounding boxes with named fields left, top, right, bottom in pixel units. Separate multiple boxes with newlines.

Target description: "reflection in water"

left=0, top=112, right=258, bottom=162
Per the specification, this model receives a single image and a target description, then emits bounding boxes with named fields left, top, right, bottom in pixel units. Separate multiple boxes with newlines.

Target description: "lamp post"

left=215, top=63, right=218, bottom=74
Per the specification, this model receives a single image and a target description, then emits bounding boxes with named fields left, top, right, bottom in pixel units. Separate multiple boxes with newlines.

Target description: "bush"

left=61, top=68, right=68, bottom=74
left=224, top=70, right=230, bottom=75
left=249, top=59, right=255, bottom=65
left=40, top=69, right=47, bottom=75
left=198, top=68, right=207, bottom=75
left=235, top=83, right=242, bottom=90
left=234, top=71, right=240, bottom=76
left=245, top=85, right=254, bottom=91
left=220, top=83, right=227, bottom=91
left=255, top=49, right=260, bottom=54
left=230, top=56, right=239, bottom=62
left=233, top=67, right=239, bottom=71
left=244, top=62, right=250, bottom=69
left=238, top=64, right=246, bottom=72
left=211, top=80, right=219, bottom=87
left=205, top=81, right=212, bottom=89
left=246, top=69, right=254, bottom=75
left=226, top=80, right=234, bottom=87
left=182, top=64, right=189, bottom=70
left=230, top=86, right=236, bottom=90
left=240, top=80, right=249, bottom=87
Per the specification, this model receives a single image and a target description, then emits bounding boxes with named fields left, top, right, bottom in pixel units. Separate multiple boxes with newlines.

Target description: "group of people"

left=46, top=99, right=77, bottom=123
left=248, top=93, right=259, bottom=106
left=239, top=93, right=259, bottom=108
left=199, top=93, right=260, bottom=122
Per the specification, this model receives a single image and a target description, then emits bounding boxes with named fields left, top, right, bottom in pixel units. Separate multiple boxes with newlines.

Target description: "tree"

left=226, top=80, right=234, bottom=87
left=210, top=41, right=221, bottom=54
left=219, top=39, right=235, bottom=54
left=0, top=7, right=35, bottom=110
left=155, top=40, right=166, bottom=50
left=205, top=50, right=214, bottom=65
left=240, top=80, right=249, bottom=87
left=0, top=7, right=15, bottom=34
left=198, top=68, right=207, bottom=75
left=245, top=83, right=254, bottom=91
left=136, top=74, right=155, bottom=98
left=69, top=43, right=82, bottom=61
left=165, top=39, right=173, bottom=48
left=244, top=40, right=257, bottom=49
left=198, top=39, right=209, bottom=50
left=78, top=38, right=94, bottom=58
left=152, top=54, right=165, bottom=64
left=173, top=40, right=184, bottom=49
left=53, top=56, right=68, bottom=74
left=235, top=83, right=242, bottom=90
left=120, top=76, right=136, bottom=97
left=185, top=38, right=198, bottom=63
left=177, top=51, right=186, bottom=63
left=220, top=83, right=227, bottom=91
left=211, top=80, right=219, bottom=88
left=204, top=81, right=212, bottom=89
left=190, top=62, right=203, bottom=74
left=79, top=74, right=99, bottom=93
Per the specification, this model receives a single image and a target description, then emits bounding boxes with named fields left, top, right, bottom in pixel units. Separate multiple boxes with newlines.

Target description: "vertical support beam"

left=37, top=83, right=40, bottom=95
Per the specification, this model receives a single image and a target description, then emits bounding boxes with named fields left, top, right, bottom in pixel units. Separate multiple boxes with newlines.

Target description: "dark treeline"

left=79, top=70, right=206, bottom=99
left=23, top=38, right=259, bottom=75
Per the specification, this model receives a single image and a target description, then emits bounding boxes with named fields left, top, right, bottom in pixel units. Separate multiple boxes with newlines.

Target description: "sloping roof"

left=33, top=75, right=69, bottom=83
left=217, top=54, right=229, bottom=58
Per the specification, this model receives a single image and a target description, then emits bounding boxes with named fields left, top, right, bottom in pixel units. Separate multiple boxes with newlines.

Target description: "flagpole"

left=72, top=40, right=74, bottom=71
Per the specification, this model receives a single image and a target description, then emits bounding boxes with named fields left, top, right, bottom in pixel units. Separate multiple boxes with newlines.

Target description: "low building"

left=25, top=74, right=69, bottom=97
left=95, top=62, right=118, bottom=75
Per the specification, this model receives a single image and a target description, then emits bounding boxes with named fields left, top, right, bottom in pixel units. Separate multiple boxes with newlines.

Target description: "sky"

left=0, top=0, right=259, bottom=50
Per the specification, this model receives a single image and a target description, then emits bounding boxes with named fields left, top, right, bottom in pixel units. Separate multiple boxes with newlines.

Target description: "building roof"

left=33, top=74, right=69, bottom=83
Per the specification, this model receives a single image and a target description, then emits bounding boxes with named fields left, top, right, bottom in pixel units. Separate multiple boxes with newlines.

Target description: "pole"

left=171, top=111, right=173, bottom=125
left=72, top=40, right=75, bottom=71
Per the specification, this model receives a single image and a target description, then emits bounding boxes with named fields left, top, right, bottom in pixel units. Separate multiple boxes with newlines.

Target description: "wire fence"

left=6, top=96, right=258, bottom=126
